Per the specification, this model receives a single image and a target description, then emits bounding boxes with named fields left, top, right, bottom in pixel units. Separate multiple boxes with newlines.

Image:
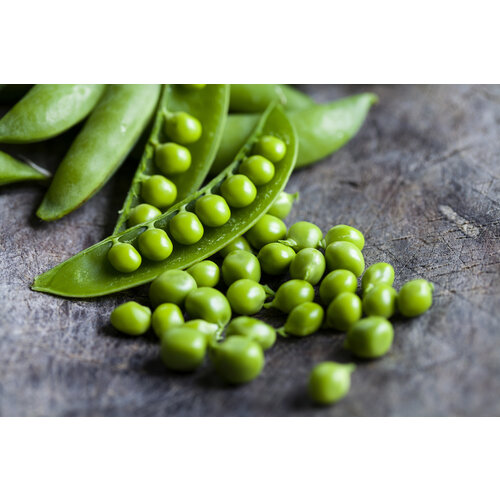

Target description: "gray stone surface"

left=0, top=85, right=499, bottom=416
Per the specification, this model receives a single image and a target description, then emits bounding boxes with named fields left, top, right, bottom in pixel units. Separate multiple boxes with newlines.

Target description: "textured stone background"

left=0, top=85, right=499, bottom=416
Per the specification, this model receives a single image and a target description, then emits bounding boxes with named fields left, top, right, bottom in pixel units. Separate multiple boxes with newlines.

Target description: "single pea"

left=281, top=221, right=323, bottom=251
left=184, top=319, right=220, bottom=341
left=289, top=248, right=326, bottom=285
left=344, top=317, right=394, bottom=359
left=127, top=203, right=162, bottom=227
left=138, top=228, right=173, bottom=261
left=282, top=302, right=324, bottom=337
left=308, top=362, right=355, bottom=405
left=141, top=175, right=177, bottom=209
left=218, top=236, right=254, bottom=258
left=182, top=84, right=206, bottom=89
left=195, top=194, right=231, bottom=227
left=169, top=211, right=204, bottom=245
left=319, top=269, right=358, bottom=305
left=257, top=242, right=295, bottom=276
left=324, top=225, right=365, bottom=250
left=210, top=336, right=264, bottom=384
left=187, top=260, right=220, bottom=288
left=151, top=303, right=184, bottom=339
left=160, top=326, right=208, bottom=372
left=222, top=250, right=261, bottom=286
left=149, top=270, right=197, bottom=307
left=254, top=135, right=287, bottom=163
left=326, top=292, right=362, bottom=331
left=363, top=284, right=398, bottom=318
left=362, top=262, right=395, bottom=294
left=155, top=142, right=191, bottom=175
left=226, top=279, right=266, bottom=316
left=108, top=243, right=142, bottom=273
left=110, top=301, right=151, bottom=335
left=220, top=174, right=257, bottom=208
left=246, top=214, right=287, bottom=249
left=325, top=241, right=365, bottom=277
left=397, top=279, right=434, bottom=317
left=165, top=111, right=202, bottom=144
left=226, top=317, right=276, bottom=350
left=265, top=279, right=315, bottom=314
left=267, top=191, right=299, bottom=220
left=185, top=287, right=232, bottom=327
left=239, top=155, right=275, bottom=186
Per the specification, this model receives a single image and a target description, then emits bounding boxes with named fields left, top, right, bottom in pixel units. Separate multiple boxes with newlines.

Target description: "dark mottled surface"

left=1, top=85, right=499, bottom=416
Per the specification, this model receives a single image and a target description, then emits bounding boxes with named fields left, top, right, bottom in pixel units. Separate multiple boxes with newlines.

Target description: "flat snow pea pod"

left=36, top=85, right=161, bottom=221
left=32, top=104, right=298, bottom=298
left=0, top=84, right=106, bottom=144
left=0, top=150, right=50, bottom=186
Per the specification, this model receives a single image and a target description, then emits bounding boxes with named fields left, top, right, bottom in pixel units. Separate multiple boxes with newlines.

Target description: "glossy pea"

left=222, top=250, right=261, bottom=286
left=289, top=248, right=326, bottom=285
left=324, top=225, right=365, bottom=250
left=226, top=317, right=276, bottom=350
left=325, top=241, right=365, bottom=277
left=265, top=279, right=315, bottom=314
left=149, top=270, right=197, bottom=307
left=160, top=326, right=208, bottom=372
left=246, top=214, right=287, bottom=249
left=165, top=111, right=202, bottom=144
left=128, top=203, right=162, bottom=227
left=218, top=236, right=253, bottom=258
left=110, top=301, right=151, bottom=336
left=184, top=319, right=220, bottom=341
left=308, top=362, right=355, bottom=405
left=220, top=174, right=257, bottom=208
left=108, top=243, right=142, bottom=273
left=141, top=175, right=177, bottom=209
left=169, top=211, right=204, bottom=245
left=282, top=302, right=324, bottom=337
left=257, top=242, right=295, bottom=276
left=319, top=269, right=358, bottom=305
left=281, top=221, right=323, bottom=251
left=267, top=191, right=299, bottom=220
left=362, top=284, right=397, bottom=319
left=254, top=135, right=287, bottom=162
left=344, top=317, right=394, bottom=359
left=185, top=287, right=232, bottom=327
left=362, top=262, right=395, bottom=294
left=226, top=279, right=266, bottom=316
left=138, top=228, right=173, bottom=261
left=187, top=260, right=220, bottom=288
left=152, top=303, right=184, bottom=339
left=326, top=292, right=362, bottom=331
left=155, top=142, right=192, bottom=175
left=397, top=279, right=434, bottom=317
left=239, top=155, right=275, bottom=186
left=195, top=194, right=231, bottom=227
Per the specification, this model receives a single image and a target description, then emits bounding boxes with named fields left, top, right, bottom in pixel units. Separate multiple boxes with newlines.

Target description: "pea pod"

left=33, top=104, right=298, bottom=298
left=0, top=150, right=50, bottom=186
left=36, top=85, right=161, bottom=221
left=0, top=84, right=106, bottom=143
left=113, top=84, right=230, bottom=234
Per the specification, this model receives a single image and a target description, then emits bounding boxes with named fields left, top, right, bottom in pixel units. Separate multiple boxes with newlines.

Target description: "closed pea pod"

left=257, top=242, right=295, bottom=276
left=226, top=279, right=266, bottom=316
left=265, top=279, right=315, bottom=314
left=280, top=302, right=324, bottom=337
left=149, top=270, right=197, bottom=307
left=110, top=301, right=151, bottom=336
left=319, top=269, right=358, bottom=305
left=397, top=279, right=434, bottom=317
left=187, top=260, right=220, bottom=288
left=225, top=317, right=276, bottom=350
left=326, top=292, right=362, bottom=331
left=0, top=150, right=50, bottom=186
left=267, top=191, right=299, bottom=220
left=222, top=250, right=261, bottom=286
left=246, top=214, right=287, bottom=249
left=308, top=362, right=355, bottom=405
left=362, top=262, right=395, bottom=294
left=325, top=241, right=365, bottom=277
left=362, top=284, right=397, bottom=319
left=280, top=221, right=323, bottom=251
left=152, top=303, right=184, bottom=339
left=160, top=326, right=208, bottom=372
left=323, top=225, right=365, bottom=250
left=289, top=248, right=326, bottom=285
left=344, top=317, right=394, bottom=359
left=185, top=287, right=232, bottom=327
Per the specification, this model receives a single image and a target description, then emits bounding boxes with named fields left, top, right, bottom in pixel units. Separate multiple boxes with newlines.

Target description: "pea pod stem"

left=276, top=327, right=288, bottom=338
left=262, top=284, right=275, bottom=297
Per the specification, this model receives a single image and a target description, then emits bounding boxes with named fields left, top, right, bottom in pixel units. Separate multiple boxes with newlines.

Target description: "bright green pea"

left=141, top=175, right=177, bottom=209
left=325, top=241, right=365, bottom=277
left=267, top=191, right=299, bottom=220
left=218, top=236, right=253, bottom=258
left=169, top=211, right=204, bottom=245
left=289, top=248, right=326, bottom=285
left=326, top=292, right=362, bottom=331
left=265, top=279, right=315, bottom=314
left=226, top=279, right=266, bottom=316
left=165, top=111, right=202, bottom=144
left=226, top=317, right=276, bottom=350
left=239, top=155, right=275, bottom=186
left=155, top=142, right=191, bottom=175
left=363, top=284, right=397, bottom=318
left=246, top=214, right=287, bottom=249
left=344, top=317, right=394, bottom=359
left=195, top=194, right=231, bottom=227
left=149, top=270, right=197, bottom=308
left=222, top=250, right=261, bottom=286
left=185, top=287, right=232, bottom=327
left=282, top=302, right=324, bottom=337
left=138, top=228, right=173, bottom=261
left=362, top=262, right=395, bottom=294
left=152, top=303, right=184, bottom=339
left=324, top=225, right=365, bottom=250
left=397, top=279, right=434, bottom=317
left=257, top=242, right=295, bottom=276
left=281, top=221, right=323, bottom=251
left=160, top=326, right=208, bottom=372
left=127, top=203, right=162, bottom=227
left=184, top=319, right=220, bottom=341
left=308, top=362, right=355, bottom=405
left=254, top=135, right=287, bottom=163
left=110, top=301, right=151, bottom=335
left=187, top=260, right=220, bottom=288
left=319, top=269, right=358, bottom=305
left=108, top=242, right=142, bottom=273
left=220, top=174, right=257, bottom=208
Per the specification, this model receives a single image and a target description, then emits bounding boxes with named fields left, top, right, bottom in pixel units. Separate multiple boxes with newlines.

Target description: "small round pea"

left=254, top=135, right=287, bottom=162
left=185, top=287, right=232, bottom=327
left=289, top=248, right=326, bottom=285
left=127, top=203, right=162, bottom=227
left=326, top=292, right=362, bottom=331
left=324, top=225, right=365, bottom=250
left=187, top=260, right=220, bottom=288
left=110, top=301, right=151, bottom=335
left=308, top=362, right=355, bottom=405
left=325, top=241, right=365, bottom=277
left=362, top=284, right=397, bottom=318
left=210, top=336, right=264, bottom=384
left=397, top=279, right=434, bottom=317
left=221, top=250, right=261, bottom=286
left=141, top=175, right=177, bottom=209
left=165, top=111, right=202, bottom=144
left=138, top=228, right=173, bottom=261
left=226, top=317, right=276, bottom=350
left=281, top=221, right=323, bottom=251
left=267, top=191, right=299, bottom=220
left=169, top=211, right=204, bottom=245
left=149, top=270, right=197, bottom=308
left=344, top=317, right=394, bottom=359
left=246, top=214, right=287, bottom=249
left=219, top=236, right=254, bottom=258
left=226, top=279, right=266, bottom=316
left=362, top=262, right=395, bottom=294
left=239, top=155, right=275, bottom=186
left=160, top=326, right=207, bottom=372
left=319, top=269, right=358, bottom=305
left=152, top=303, right=184, bottom=339
left=184, top=319, right=220, bottom=341
left=265, top=279, right=315, bottom=314
left=257, top=242, right=295, bottom=276
left=220, top=174, right=257, bottom=208
left=195, top=194, right=231, bottom=227
left=155, top=142, right=191, bottom=175
left=108, top=243, right=142, bottom=273
left=282, top=302, right=324, bottom=337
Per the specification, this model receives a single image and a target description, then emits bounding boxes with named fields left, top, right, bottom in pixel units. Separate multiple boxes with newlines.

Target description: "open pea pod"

left=33, top=104, right=298, bottom=298
left=113, top=84, right=230, bottom=234
left=0, top=150, right=50, bottom=186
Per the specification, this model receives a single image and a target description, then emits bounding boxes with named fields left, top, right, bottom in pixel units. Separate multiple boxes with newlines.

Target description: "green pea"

left=281, top=221, right=323, bottom=251
left=319, top=269, right=358, bottom=305
left=325, top=241, right=365, bottom=277
left=345, top=317, right=394, bottom=359
left=165, top=111, right=202, bottom=144
left=127, top=203, right=162, bottom=227
left=239, top=155, right=275, bottom=186
left=226, top=317, right=276, bottom=350
left=108, top=243, right=142, bottom=273
left=160, top=326, right=208, bottom=372
left=246, top=214, right=287, bottom=249
left=265, top=279, right=315, bottom=314
left=253, top=135, right=287, bottom=162
left=110, top=301, right=151, bottom=335
left=169, top=211, right=204, bottom=245
left=220, top=174, right=257, bottom=208
left=282, top=302, right=324, bottom=337
left=226, top=279, right=266, bottom=316
left=184, top=319, right=220, bottom=341
left=324, top=225, right=365, bottom=250
left=187, top=260, right=220, bottom=288
left=138, top=228, right=173, bottom=261
left=149, top=270, right=197, bottom=307
left=308, top=362, right=355, bottom=405
left=397, top=279, right=434, bottom=317
left=267, top=191, right=298, bottom=220
left=362, top=262, right=395, bottom=294
left=257, top=242, right=295, bottom=276
left=326, top=292, right=362, bottom=331
left=218, top=236, right=253, bottom=258
left=362, top=284, right=397, bottom=318
left=195, top=194, right=231, bottom=227
left=185, top=287, right=232, bottom=327
left=155, top=142, right=192, bottom=175
left=289, top=248, right=326, bottom=285
left=210, top=336, right=264, bottom=384
left=222, top=250, right=261, bottom=286
left=152, top=303, right=184, bottom=339
left=141, top=175, right=177, bottom=209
